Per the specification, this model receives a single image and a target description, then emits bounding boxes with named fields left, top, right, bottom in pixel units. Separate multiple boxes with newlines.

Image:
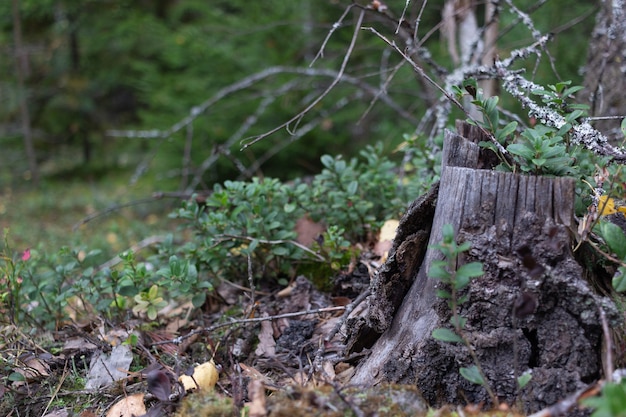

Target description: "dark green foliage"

left=1, top=0, right=599, bottom=187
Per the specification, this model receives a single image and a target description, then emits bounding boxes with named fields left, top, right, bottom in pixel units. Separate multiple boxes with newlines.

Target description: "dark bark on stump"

left=348, top=123, right=619, bottom=415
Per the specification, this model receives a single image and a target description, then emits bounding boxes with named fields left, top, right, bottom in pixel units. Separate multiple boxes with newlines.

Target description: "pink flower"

left=21, top=248, right=31, bottom=262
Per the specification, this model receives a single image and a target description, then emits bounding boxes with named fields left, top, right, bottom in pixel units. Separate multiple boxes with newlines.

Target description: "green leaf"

left=192, top=293, right=206, bottom=308
left=507, top=143, right=535, bottom=160
left=600, top=221, right=626, bottom=259
left=449, top=315, right=467, bottom=329
left=531, top=88, right=552, bottom=97
left=248, top=238, right=259, bottom=253
left=517, top=371, right=532, bottom=389
left=565, top=109, right=584, bottom=123
left=496, top=121, right=517, bottom=142
left=583, top=380, right=626, bottom=416
left=454, top=273, right=471, bottom=290
left=441, top=223, right=455, bottom=241
left=460, top=365, right=486, bottom=386
left=532, top=158, right=547, bottom=167
left=272, top=246, right=289, bottom=256
left=8, top=372, right=25, bottom=382
left=436, top=289, right=451, bottom=299
left=432, top=328, right=463, bottom=343
left=621, top=117, right=626, bottom=137
left=456, top=262, right=484, bottom=278
left=562, top=85, right=584, bottom=97
left=484, top=96, right=498, bottom=115
left=479, top=141, right=498, bottom=152
left=428, top=263, right=450, bottom=280
left=347, top=180, right=358, bottom=195
left=118, top=285, right=137, bottom=297
left=612, top=268, right=626, bottom=293
left=320, top=154, right=334, bottom=169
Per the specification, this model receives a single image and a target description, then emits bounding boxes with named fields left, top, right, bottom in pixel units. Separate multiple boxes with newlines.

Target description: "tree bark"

left=12, top=0, right=39, bottom=185
left=348, top=123, right=618, bottom=415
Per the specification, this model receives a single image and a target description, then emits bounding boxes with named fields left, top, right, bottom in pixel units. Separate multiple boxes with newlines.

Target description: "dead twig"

left=153, top=306, right=346, bottom=346
left=312, top=289, right=371, bottom=375
left=239, top=8, right=366, bottom=150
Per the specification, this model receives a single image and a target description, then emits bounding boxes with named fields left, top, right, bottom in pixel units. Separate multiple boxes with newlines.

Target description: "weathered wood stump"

left=348, top=122, right=619, bottom=415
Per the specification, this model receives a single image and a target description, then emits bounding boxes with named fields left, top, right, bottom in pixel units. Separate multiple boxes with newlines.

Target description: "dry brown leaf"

left=105, top=393, right=146, bottom=417
left=164, top=301, right=194, bottom=334
left=239, top=363, right=277, bottom=389
left=14, top=355, right=50, bottom=383
left=276, top=280, right=297, bottom=298
left=379, top=219, right=399, bottom=241
left=254, top=316, right=276, bottom=357
left=62, top=337, right=98, bottom=353
left=178, top=360, right=219, bottom=391
left=85, top=344, right=133, bottom=390
left=247, top=379, right=267, bottom=417
left=321, top=360, right=336, bottom=382
left=295, top=215, right=325, bottom=246
left=335, top=363, right=355, bottom=385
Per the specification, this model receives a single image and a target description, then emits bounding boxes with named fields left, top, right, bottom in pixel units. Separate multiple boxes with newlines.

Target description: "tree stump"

left=348, top=122, right=619, bottom=415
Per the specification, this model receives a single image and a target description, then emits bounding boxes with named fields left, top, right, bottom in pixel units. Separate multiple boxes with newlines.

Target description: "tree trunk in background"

left=347, top=122, right=618, bottom=415
left=582, top=0, right=626, bottom=141
left=442, top=0, right=498, bottom=119
left=12, top=0, right=39, bottom=185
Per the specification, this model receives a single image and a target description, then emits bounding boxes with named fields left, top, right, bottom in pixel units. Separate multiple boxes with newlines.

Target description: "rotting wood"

left=348, top=122, right=618, bottom=415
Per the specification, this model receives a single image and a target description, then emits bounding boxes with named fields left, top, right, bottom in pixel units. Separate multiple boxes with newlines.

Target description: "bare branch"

left=310, top=4, right=355, bottom=67
left=154, top=305, right=347, bottom=346
left=239, top=9, right=366, bottom=150
left=364, top=25, right=511, bottom=159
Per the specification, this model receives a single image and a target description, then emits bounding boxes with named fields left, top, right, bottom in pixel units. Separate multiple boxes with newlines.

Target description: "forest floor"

left=2, top=251, right=535, bottom=417
left=0, top=179, right=601, bottom=417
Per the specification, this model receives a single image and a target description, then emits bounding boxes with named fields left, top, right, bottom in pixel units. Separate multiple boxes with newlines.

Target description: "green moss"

left=175, top=391, right=237, bottom=417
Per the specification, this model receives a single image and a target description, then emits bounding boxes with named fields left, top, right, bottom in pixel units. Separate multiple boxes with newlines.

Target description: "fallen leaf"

left=85, top=344, right=133, bottom=390
left=178, top=360, right=218, bottom=391
left=62, top=337, right=98, bottom=353
left=14, top=354, right=50, bottom=382
left=247, top=379, right=267, bottom=417
left=379, top=219, right=399, bottom=241
left=598, top=195, right=626, bottom=216
left=146, top=370, right=172, bottom=402
left=239, top=363, right=277, bottom=389
left=295, top=215, right=325, bottom=246
left=43, top=410, right=69, bottom=417
left=105, top=393, right=146, bottom=417
left=254, top=316, right=276, bottom=357
left=374, top=219, right=399, bottom=261
left=322, top=360, right=336, bottom=382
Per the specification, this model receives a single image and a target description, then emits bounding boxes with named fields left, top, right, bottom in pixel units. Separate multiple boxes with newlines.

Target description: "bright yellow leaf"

left=178, top=359, right=219, bottom=391
left=598, top=195, right=626, bottom=216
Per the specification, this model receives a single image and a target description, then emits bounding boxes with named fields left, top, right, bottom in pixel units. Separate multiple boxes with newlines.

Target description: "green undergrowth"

left=0, top=142, right=439, bottom=329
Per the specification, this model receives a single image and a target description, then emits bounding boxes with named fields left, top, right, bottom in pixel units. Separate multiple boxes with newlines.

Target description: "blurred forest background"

left=0, top=0, right=601, bottom=253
